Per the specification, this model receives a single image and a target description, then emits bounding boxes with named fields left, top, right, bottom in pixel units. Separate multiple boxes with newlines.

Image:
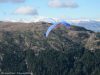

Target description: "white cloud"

left=14, top=6, right=38, bottom=15
left=48, top=0, right=78, bottom=8
left=0, top=0, right=25, bottom=3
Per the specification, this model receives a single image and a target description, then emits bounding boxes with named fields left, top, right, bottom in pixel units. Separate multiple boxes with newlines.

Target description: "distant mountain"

left=2, top=18, right=100, bottom=32
left=72, top=20, right=100, bottom=32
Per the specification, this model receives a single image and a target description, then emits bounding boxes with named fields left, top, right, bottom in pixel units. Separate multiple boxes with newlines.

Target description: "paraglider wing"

left=60, top=21, right=71, bottom=29
left=48, top=18, right=57, bottom=24
left=46, top=24, right=57, bottom=37
left=54, top=21, right=71, bottom=29
left=41, top=18, right=56, bottom=25
left=45, top=20, right=71, bottom=37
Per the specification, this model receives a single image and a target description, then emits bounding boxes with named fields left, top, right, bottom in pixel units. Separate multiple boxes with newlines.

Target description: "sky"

left=0, top=0, right=100, bottom=22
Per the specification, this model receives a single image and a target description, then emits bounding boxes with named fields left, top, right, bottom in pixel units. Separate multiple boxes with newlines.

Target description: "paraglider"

left=45, top=20, right=71, bottom=37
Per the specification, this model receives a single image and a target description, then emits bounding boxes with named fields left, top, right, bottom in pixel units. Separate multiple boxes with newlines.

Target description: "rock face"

left=85, top=33, right=100, bottom=51
left=67, top=28, right=100, bottom=51
left=67, top=31, right=90, bottom=44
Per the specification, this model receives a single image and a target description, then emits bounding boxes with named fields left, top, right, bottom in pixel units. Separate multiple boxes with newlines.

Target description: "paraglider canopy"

left=45, top=20, right=71, bottom=37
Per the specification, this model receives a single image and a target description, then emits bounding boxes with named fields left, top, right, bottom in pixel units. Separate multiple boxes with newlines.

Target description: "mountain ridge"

left=0, top=21, right=99, bottom=51
left=0, top=21, right=100, bottom=75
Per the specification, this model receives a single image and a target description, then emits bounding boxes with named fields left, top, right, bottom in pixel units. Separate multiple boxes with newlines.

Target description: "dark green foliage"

left=0, top=31, right=28, bottom=73
left=0, top=31, right=100, bottom=75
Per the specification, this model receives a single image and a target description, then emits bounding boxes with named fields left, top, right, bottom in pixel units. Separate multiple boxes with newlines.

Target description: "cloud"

left=14, top=6, right=38, bottom=15
left=0, top=0, right=25, bottom=3
left=48, top=0, right=78, bottom=8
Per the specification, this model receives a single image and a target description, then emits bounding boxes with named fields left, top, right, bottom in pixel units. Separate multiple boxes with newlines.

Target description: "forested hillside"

left=0, top=22, right=100, bottom=75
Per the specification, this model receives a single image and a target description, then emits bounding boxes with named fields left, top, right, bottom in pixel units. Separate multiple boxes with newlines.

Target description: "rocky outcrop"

left=85, top=33, right=100, bottom=51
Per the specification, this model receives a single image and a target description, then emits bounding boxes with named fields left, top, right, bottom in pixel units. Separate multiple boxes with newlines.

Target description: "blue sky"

left=0, top=0, right=100, bottom=21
